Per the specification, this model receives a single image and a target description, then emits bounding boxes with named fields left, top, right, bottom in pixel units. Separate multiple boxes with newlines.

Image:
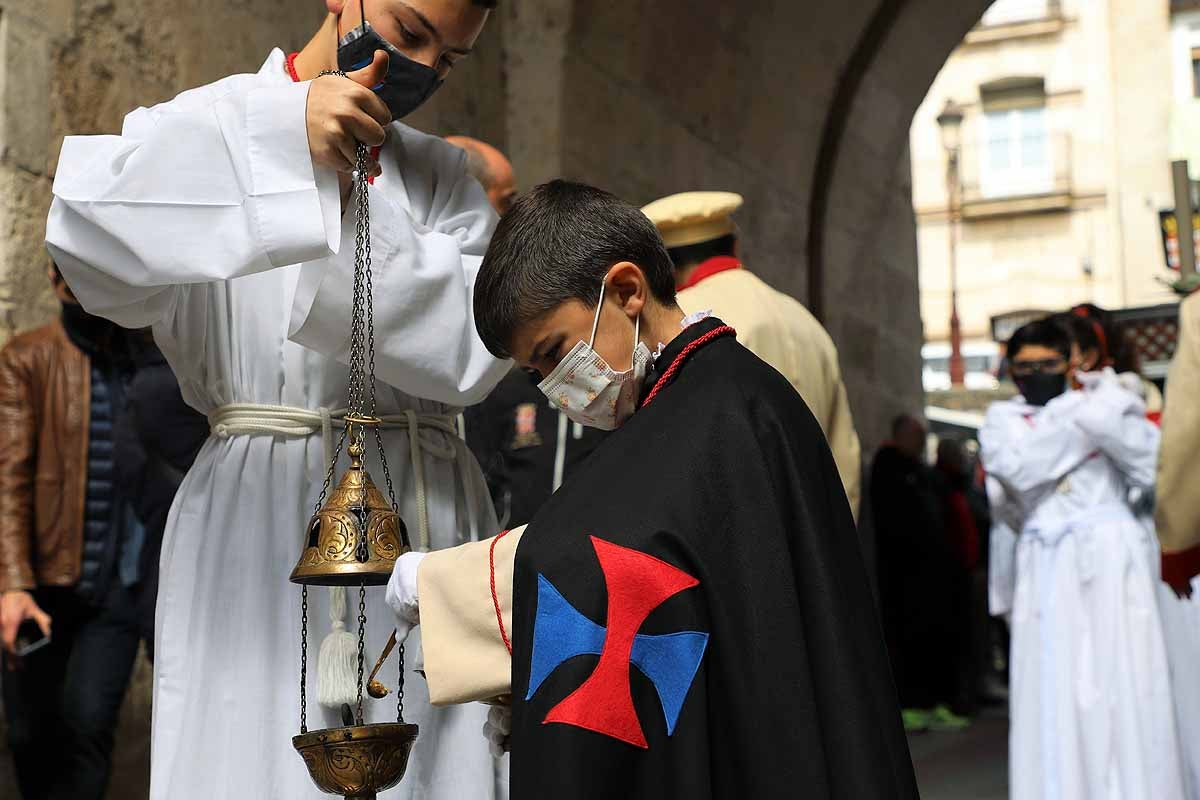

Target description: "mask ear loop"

left=590, top=283, right=643, bottom=369
left=588, top=284, right=606, bottom=348
left=359, top=0, right=368, bottom=32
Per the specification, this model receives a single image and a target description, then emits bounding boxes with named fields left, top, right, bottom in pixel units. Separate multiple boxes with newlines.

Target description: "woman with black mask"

left=1061, top=306, right=1163, bottom=416
left=979, top=317, right=1186, bottom=800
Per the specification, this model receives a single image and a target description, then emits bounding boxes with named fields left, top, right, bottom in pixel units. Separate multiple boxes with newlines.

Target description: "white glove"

left=385, top=551, right=426, bottom=644
left=1076, top=367, right=1142, bottom=414
left=1115, top=371, right=1146, bottom=399
left=1075, top=366, right=1116, bottom=391
left=482, top=704, right=512, bottom=757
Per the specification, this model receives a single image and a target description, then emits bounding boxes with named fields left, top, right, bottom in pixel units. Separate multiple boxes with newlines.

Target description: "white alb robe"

left=1158, top=574, right=1200, bottom=800
left=980, top=372, right=1186, bottom=800
left=45, top=49, right=509, bottom=800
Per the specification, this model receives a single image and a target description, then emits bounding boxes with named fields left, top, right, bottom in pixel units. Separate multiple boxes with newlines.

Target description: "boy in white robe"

left=980, top=317, right=1186, bottom=800
left=41, top=1, right=507, bottom=798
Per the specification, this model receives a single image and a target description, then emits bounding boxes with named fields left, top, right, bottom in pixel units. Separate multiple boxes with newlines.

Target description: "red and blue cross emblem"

left=526, top=536, right=709, bottom=748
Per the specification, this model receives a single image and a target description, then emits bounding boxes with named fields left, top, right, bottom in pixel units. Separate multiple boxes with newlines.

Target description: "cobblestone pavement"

left=2, top=670, right=1007, bottom=800
left=910, top=707, right=1009, bottom=800
left=0, top=649, right=151, bottom=799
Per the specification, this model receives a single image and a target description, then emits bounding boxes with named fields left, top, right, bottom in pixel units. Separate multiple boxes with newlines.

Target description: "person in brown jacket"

left=0, top=263, right=150, bottom=800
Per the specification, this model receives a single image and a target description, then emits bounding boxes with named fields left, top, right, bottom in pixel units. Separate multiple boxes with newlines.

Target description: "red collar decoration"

left=677, top=256, right=741, bottom=291
left=640, top=325, right=736, bottom=409
left=285, top=51, right=302, bottom=83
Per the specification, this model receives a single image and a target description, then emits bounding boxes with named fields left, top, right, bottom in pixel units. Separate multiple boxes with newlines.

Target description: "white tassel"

left=317, top=585, right=359, bottom=708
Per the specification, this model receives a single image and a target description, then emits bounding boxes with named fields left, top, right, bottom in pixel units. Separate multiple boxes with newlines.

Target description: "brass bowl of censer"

left=293, top=714, right=419, bottom=800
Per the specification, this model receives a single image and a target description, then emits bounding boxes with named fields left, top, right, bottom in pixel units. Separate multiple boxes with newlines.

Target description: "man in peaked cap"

left=641, top=191, right=862, bottom=518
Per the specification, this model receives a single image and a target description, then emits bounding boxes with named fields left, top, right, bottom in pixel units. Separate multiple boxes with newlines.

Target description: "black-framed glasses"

left=1010, top=357, right=1067, bottom=377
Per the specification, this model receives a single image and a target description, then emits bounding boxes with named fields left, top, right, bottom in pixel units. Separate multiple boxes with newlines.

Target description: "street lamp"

left=937, top=98, right=966, bottom=388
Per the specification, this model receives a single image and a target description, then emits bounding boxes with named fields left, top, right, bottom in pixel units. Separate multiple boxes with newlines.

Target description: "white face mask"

left=537, top=286, right=651, bottom=431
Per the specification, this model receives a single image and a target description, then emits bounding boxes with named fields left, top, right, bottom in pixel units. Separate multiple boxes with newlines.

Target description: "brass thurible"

left=291, top=126, right=418, bottom=799
left=289, top=438, right=408, bottom=587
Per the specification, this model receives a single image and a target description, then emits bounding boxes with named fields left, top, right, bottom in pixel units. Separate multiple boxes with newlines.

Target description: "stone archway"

left=429, top=0, right=993, bottom=449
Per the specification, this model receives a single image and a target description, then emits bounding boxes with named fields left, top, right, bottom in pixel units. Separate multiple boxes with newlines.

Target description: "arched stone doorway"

left=422, top=0, right=994, bottom=450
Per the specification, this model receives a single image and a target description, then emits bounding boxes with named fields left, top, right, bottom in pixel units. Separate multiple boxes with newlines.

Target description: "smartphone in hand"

left=14, top=619, right=50, bottom=658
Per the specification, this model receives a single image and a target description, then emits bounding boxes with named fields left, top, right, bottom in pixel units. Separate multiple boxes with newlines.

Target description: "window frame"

left=978, top=104, right=1053, bottom=199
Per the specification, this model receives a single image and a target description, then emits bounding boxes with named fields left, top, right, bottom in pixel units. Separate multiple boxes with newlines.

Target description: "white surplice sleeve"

left=1074, top=371, right=1160, bottom=491
left=985, top=476, right=1021, bottom=619
left=46, top=73, right=341, bottom=329
left=979, top=400, right=1092, bottom=497
left=288, top=131, right=510, bottom=406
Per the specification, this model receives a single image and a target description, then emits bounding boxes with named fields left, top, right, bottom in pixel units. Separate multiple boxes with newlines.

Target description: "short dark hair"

left=891, top=413, right=923, bottom=438
left=1065, top=303, right=1140, bottom=374
left=1007, top=316, right=1072, bottom=362
left=474, top=180, right=678, bottom=358
left=666, top=234, right=737, bottom=271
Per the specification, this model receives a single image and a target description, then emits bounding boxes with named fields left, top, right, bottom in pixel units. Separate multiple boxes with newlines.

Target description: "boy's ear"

left=605, top=261, right=647, bottom=320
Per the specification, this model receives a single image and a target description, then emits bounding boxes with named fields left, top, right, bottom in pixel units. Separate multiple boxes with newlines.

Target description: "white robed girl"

left=980, top=318, right=1186, bottom=800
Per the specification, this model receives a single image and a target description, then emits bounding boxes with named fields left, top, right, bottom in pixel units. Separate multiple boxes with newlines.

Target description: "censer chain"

left=397, top=642, right=406, bottom=722
left=310, top=427, right=349, bottom=515
left=300, top=70, right=407, bottom=733
left=299, top=583, right=309, bottom=733
left=356, top=579, right=367, bottom=723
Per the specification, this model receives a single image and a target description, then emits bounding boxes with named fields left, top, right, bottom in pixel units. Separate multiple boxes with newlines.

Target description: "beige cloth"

left=677, top=268, right=862, bottom=517
left=1157, top=293, right=1200, bottom=554
left=1143, top=378, right=1164, bottom=415
left=419, top=526, right=524, bottom=705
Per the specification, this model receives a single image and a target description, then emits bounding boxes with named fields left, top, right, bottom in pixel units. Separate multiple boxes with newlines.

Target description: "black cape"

left=509, top=318, right=918, bottom=799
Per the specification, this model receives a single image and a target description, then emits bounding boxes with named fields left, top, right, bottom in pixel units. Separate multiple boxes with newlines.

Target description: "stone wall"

left=417, top=0, right=993, bottom=452
left=818, top=0, right=994, bottom=449
left=0, top=0, right=323, bottom=336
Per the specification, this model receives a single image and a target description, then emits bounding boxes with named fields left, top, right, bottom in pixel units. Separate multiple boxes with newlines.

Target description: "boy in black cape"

left=386, top=180, right=918, bottom=798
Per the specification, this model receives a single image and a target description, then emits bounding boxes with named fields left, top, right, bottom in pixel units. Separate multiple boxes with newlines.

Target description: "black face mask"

left=337, top=16, right=442, bottom=120
left=1015, top=372, right=1067, bottom=407
left=60, top=302, right=122, bottom=357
